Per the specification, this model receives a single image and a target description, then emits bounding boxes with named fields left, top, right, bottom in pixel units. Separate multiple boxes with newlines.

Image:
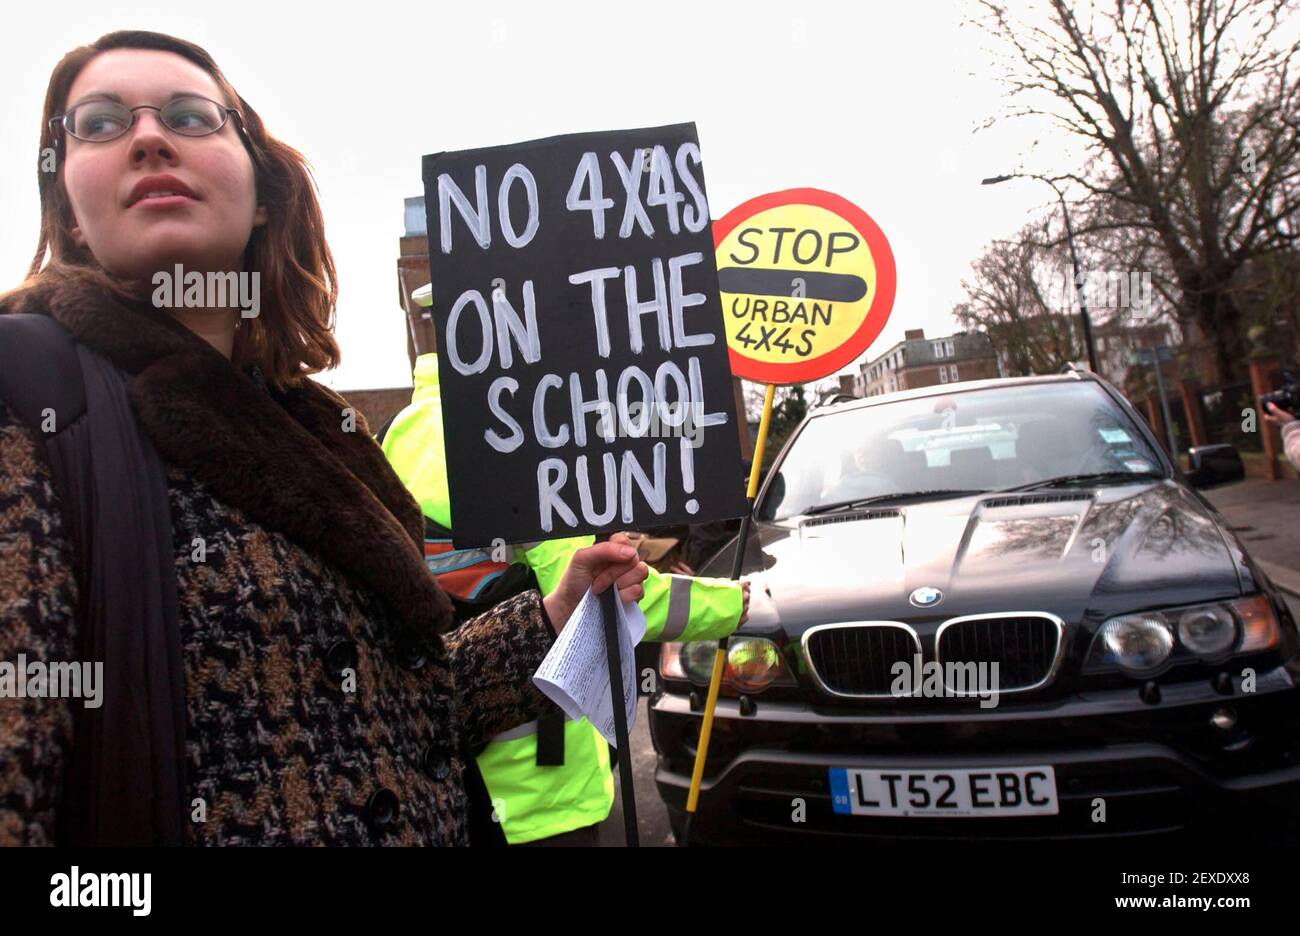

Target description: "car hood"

left=737, top=480, right=1243, bottom=635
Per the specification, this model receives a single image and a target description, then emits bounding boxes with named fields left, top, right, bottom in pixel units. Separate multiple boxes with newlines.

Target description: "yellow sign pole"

left=681, top=382, right=776, bottom=844
left=682, top=188, right=893, bottom=843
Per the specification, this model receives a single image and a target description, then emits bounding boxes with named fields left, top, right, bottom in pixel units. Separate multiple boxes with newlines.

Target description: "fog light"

left=1211, top=707, right=1237, bottom=732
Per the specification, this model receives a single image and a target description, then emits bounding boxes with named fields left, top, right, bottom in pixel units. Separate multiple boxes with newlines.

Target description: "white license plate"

left=829, top=766, right=1059, bottom=817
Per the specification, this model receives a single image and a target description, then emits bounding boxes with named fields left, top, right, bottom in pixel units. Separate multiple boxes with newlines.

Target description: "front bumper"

left=650, top=664, right=1300, bottom=843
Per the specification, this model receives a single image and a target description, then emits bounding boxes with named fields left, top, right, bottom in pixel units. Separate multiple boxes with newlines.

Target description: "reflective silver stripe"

left=662, top=576, right=692, bottom=641
left=489, top=712, right=577, bottom=743
left=517, top=540, right=545, bottom=552
left=491, top=720, right=539, bottom=742
left=424, top=547, right=494, bottom=575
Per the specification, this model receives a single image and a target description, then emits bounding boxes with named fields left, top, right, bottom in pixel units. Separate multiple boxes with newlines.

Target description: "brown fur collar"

left=1, top=272, right=454, bottom=639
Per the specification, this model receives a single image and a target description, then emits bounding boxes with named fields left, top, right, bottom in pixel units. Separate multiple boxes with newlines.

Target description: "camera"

left=1260, top=369, right=1300, bottom=415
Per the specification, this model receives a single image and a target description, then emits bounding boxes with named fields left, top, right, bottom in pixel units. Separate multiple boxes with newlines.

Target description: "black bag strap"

left=535, top=708, right=567, bottom=767
left=0, top=313, right=187, bottom=846
left=0, top=313, right=86, bottom=432
left=0, top=314, right=90, bottom=601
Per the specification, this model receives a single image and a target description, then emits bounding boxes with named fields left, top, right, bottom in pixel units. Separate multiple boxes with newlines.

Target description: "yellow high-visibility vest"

left=382, top=353, right=743, bottom=843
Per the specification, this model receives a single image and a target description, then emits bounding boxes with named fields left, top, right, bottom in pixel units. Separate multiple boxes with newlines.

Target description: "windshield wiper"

left=998, top=470, right=1165, bottom=493
left=804, top=489, right=990, bottom=516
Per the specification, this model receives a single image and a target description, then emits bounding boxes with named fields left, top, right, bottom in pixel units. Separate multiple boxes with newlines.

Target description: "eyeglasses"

left=50, top=94, right=243, bottom=144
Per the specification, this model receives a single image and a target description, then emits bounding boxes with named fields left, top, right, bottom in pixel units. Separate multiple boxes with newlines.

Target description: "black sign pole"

left=597, top=568, right=639, bottom=847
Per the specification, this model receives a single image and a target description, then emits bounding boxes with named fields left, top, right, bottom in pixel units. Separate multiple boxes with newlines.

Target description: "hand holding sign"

left=542, top=541, right=649, bottom=635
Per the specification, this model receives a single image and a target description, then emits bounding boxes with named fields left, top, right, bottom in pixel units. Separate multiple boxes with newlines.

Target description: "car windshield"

left=758, top=381, right=1165, bottom=521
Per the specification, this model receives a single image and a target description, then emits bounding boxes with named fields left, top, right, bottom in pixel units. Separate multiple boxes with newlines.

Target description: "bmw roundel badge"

left=909, top=586, right=944, bottom=608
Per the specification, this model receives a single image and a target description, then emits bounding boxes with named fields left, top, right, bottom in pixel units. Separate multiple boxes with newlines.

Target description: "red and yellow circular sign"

left=714, top=188, right=896, bottom=385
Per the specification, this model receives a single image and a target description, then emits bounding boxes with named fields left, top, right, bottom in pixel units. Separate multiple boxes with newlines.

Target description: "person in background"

left=1263, top=402, right=1300, bottom=471
left=382, top=350, right=750, bottom=846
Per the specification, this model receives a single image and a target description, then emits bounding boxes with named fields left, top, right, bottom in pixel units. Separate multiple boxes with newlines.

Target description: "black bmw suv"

left=650, top=371, right=1300, bottom=843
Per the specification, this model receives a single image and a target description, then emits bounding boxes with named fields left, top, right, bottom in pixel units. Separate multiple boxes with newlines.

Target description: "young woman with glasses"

left=0, top=30, right=647, bottom=846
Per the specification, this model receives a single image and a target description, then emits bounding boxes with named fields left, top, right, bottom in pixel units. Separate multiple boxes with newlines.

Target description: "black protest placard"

left=421, top=123, right=747, bottom=547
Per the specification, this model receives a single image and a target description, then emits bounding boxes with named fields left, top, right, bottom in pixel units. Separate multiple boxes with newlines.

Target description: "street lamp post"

left=981, top=174, right=1100, bottom=375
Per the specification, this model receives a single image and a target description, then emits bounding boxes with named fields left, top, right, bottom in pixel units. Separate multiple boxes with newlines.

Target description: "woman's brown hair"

left=6, top=29, right=340, bottom=389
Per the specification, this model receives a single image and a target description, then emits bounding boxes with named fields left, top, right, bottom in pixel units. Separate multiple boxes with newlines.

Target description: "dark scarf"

left=1, top=273, right=455, bottom=843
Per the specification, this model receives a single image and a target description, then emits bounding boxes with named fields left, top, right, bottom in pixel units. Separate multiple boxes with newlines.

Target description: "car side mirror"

left=1186, top=444, right=1245, bottom=489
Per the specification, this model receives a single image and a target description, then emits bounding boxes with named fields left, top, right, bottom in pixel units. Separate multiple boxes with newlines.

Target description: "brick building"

left=336, top=387, right=416, bottom=437
left=856, top=328, right=1000, bottom=396
left=1091, top=317, right=1180, bottom=387
left=333, top=196, right=434, bottom=435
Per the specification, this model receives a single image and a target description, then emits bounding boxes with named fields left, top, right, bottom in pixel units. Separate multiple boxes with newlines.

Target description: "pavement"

left=601, top=697, right=674, bottom=847
left=1203, top=477, right=1300, bottom=599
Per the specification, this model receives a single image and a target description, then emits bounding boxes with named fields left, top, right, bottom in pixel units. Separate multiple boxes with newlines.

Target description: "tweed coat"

left=0, top=273, right=557, bottom=845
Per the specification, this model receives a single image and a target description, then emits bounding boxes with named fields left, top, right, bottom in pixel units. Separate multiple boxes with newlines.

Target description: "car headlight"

left=659, top=640, right=720, bottom=685
left=660, top=637, right=794, bottom=693
left=683, top=641, right=721, bottom=684
left=1085, top=595, right=1280, bottom=676
left=1176, top=605, right=1236, bottom=658
left=727, top=637, right=785, bottom=693
left=1091, top=613, right=1174, bottom=674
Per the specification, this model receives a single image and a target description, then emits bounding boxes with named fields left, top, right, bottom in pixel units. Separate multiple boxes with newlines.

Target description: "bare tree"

left=975, top=0, right=1300, bottom=382
left=955, top=217, right=1084, bottom=374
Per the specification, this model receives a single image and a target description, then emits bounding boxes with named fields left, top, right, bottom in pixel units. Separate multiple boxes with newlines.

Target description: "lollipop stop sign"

left=714, top=188, right=896, bottom=385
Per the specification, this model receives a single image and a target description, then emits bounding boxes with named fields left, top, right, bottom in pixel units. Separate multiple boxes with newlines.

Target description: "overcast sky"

left=1, top=0, right=1072, bottom=390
